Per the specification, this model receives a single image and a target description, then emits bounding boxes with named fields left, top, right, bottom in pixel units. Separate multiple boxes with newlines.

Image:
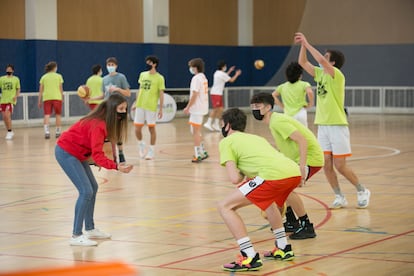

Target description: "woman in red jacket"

left=55, top=93, right=133, bottom=246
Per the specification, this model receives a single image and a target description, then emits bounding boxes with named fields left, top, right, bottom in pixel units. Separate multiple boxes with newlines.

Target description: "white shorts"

left=317, top=125, right=352, bottom=157
left=292, top=107, right=308, bottom=127
left=134, top=108, right=157, bottom=126
left=189, top=114, right=204, bottom=126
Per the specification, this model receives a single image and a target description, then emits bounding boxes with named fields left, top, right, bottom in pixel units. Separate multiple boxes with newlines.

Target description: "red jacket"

left=57, top=118, right=117, bottom=170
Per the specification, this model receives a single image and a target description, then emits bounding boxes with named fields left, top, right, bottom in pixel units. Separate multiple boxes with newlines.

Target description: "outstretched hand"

left=118, top=163, right=133, bottom=173
left=294, top=32, right=307, bottom=45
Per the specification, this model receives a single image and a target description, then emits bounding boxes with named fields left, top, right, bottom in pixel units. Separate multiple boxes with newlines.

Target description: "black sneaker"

left=222, top=251, right=263, bottom=272
left=55, top=133, right=61, bottom=138
left=289, top=223, right=316, bottom=240
left=45, top=133, right=50, bottom=139
left=284, top=220, right=300, bottom=233
left=119, top=154, right=125, bottom=163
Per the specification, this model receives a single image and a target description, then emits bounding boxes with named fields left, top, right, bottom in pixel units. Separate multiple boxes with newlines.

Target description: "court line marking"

left=349, top=144, right=400, bottom=161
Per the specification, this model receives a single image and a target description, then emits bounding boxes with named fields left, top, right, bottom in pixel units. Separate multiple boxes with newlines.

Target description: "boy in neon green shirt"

left=133, top=56, right=165, bottom=160
left=250, top=92, right=323, bottom=239
left=85, top=64, right=104, bottom=110
left=38, top=61, right=64, bottom=139
left=0, top=64, right=20, bottom=140
left=295, top=32, right=370, bottom=209
left=272, top=62, right=314, bottom=127
left=219, top=108, right=301, bottom=272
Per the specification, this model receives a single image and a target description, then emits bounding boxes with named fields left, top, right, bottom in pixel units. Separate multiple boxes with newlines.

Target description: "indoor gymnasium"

left=0, top=1, right=413, bottom=275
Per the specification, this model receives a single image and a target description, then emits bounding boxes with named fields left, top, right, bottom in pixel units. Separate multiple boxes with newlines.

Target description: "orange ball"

left=77, top=85, right=90, bottom=98
left=254, top=59, right=265, bottom=70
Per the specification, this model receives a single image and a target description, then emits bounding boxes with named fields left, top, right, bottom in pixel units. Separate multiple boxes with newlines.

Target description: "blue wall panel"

left=1, top=39, right=413, bottom=92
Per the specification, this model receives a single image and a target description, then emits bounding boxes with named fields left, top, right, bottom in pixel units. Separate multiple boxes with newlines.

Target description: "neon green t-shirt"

left=86, top=75, right=103, bottom=104
left=269, top=112, right=324, bottom=167
left=276, top=80, right=311, bottom=116
left=219, top=132, right=300, bottom=180
left=39, top=72, right=64, bottom=101
left=0, top=75, right=20, bottom=104
left=314, top=67, right=347, bottom=125
left=136, top=71, right=166, bottom=112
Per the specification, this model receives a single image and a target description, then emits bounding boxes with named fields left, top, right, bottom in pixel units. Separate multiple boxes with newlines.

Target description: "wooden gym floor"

left=0, top=113, right=413, bottom=275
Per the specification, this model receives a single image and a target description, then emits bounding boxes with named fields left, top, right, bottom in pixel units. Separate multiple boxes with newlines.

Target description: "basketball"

left=77, top=85, right=90, bottom=98
left=254, top=59, right=265, bottom=70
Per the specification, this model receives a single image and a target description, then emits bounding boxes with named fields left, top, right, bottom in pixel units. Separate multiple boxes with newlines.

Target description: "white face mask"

left=107, top=66, right=116, bottom=73
left=189, top=67, right=196, bottom=75
left=223, top=67, right=227, bottom=71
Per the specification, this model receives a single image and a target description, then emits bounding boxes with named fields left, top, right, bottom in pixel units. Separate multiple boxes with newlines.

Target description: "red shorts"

left=88, top=103, right=98, bottom=110
left=239, top=176, right=302, bottom=211
left=210, top=95, right=223, bottom=108
left=0, top=103, right=13, bottom=113
left=44, top=100, right=62, bottom=115
left=306, top=166, right=322, bottom=180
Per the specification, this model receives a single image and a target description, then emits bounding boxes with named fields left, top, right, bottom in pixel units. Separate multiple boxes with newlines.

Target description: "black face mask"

left=221, top=123, right=229, bottom=137
left=145, top=64, right=153, bottom=71
left=117, top=112, right=127, bottom=121
left=6, top=72, right=12, bottom=76
left=252, top=109, right=264, bottom=120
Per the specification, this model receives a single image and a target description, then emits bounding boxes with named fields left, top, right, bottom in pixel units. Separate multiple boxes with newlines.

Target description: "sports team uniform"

left=134, top=71, right=165, bottom=126
left=210, top=70, right=231, bottom=108
left=39, top=72, right=64, bottom=115
left=86, top=74, right=103, bottom=109
left=188, top=72, right=209, bottom=126
left=0, top=75, right=20, bottom=112
left=269, top=112, right=324, bottom=179
left=219, top=132, right=301, bottom=210
left=275, top=80, right=311, bottom=126
left=314, top=67, right=351, bottom=157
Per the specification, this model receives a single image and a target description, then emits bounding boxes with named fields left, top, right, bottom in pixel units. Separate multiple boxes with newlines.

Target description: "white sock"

left=213, top=118, right=220, bottom=126
left=237, top=237, right=256, bottom=258
left=149, top=145, right=154, bottom=152
left=206, top=117, right=212, bottom=125
left=194, top=146, right=200, bottom=157
left=273, top=227, right=288, bottom=249
left=44, top=125, right=49, bottom=134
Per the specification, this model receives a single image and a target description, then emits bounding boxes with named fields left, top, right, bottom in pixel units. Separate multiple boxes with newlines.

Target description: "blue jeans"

left=55, top=145, right=98, bottom=235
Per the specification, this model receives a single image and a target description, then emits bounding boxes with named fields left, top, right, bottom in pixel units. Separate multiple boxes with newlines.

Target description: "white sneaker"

left=331, top=194, right=348, bottom=209
left=357, top=189, right=371, bottom=209
left=139, top=142, right=147, bottom=158
left=85, top=228, right=112, bottom=239
left=5, top=131, right=14, bottom=140
left=145, top=148, right=154, bottom=160
left=70, top=235, right=98, bottom=246
left=212, top=123, right=221, bottom=132
left=203, top=122, right=214, bottom=131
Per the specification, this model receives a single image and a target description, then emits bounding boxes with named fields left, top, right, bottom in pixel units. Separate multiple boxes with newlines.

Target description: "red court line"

left=260, top=228, right=414, bottom=275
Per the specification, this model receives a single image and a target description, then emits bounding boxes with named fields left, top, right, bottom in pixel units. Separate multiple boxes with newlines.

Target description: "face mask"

left=189, top=67, right=195, bottom=75
left=146, top=64, right=153, bottom=71
left=318, top=63, right=324, bottom=70
left=6, top=72, right=12, bottom=76
left=117, top=112, right=127, bottom=121
left=221, top=123, right=229, bottom=137
left=252, top=109, right=264, bottom=120
left=222, top=67, right=227, bottom=71
left=107, top=66, right=116, bottom=73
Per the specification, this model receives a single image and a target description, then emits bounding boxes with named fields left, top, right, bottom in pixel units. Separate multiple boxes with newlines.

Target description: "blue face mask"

left=107, top=66, right=116, bottom=73
left=189, top=67, right=195, bottom=75
left=318, top=63, right=324, bottom=70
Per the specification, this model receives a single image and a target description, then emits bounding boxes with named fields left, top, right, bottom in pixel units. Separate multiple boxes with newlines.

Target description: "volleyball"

left=254, top=59, right=265, bottom=70
left=77, top=85, right=90, bottom=98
